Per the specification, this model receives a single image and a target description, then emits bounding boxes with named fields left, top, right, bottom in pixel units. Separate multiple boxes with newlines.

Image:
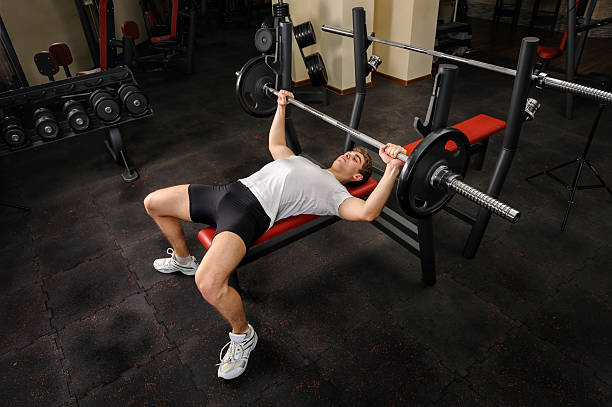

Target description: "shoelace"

left=216, top=340, right=244, bottom=366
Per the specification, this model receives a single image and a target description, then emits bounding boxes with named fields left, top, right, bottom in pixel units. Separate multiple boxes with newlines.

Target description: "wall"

left=373, top=0, right=439, bottom=83
left=0, top=1, right=147, bottom=86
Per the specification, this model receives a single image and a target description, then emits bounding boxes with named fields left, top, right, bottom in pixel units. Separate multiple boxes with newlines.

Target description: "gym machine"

left=322, top=11, right=612, bottom=259
left=0, top=66, right=152, bottom=183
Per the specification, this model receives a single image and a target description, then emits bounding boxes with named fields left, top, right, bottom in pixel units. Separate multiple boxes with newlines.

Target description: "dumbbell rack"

left=0, top=66, right=152, bottom=182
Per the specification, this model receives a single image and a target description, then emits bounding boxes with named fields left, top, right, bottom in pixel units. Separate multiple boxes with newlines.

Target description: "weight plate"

left=36, top=119, right=60, bottom=139
left=235, top=56, right=277, bottom=118
left=124, top=91, right=149, bottom=115
left=397, top=127, right=470, bottom=218
left=95, top=98, right=120, bottom=121
left=118, top=84, right=139, bottom=101
left=3, top=126, right=26, bottom=147
left=68, top=111, right=90, bottom=131
left=254, top=28, right=275, bottom=53
left=294, top=21, right=316, bottom=48
left=304, top=53, right=328, bottom=87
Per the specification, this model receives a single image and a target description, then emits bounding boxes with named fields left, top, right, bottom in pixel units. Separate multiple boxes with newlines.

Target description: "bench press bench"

left=197, top=114, right=505, bottom=291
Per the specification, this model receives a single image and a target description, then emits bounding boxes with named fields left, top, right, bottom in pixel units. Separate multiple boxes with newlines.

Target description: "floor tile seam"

left=73, top=347, right=181, bottom=403
left=142, top=289, right=181, bottom=357
left=503, top=321, right=612, bottom=389
left=172, top=339, right=212, bottom=405
left=37, top=244, right=121, bottom=278
left=49, top=289, right=148, bottom=333
left=121, top=230, right=164, bottom=247
left=39, top=273, right=76, bottom=402
left=116, top=239, right=147, bottom=292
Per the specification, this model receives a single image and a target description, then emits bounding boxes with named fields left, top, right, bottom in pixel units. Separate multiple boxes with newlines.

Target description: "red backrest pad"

left=122, top=21, right=140, bottom=39
left=48, top=43, right=73, bottom=66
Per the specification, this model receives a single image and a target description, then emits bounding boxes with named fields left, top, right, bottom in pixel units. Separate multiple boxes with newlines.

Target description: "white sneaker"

left=217, top=324, right=258, bottom=380
left=153, top=248, right=199, bottom=276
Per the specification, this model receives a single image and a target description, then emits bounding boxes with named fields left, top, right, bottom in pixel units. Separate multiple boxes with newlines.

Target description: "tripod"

left=526, top=103, right=611, bottom=230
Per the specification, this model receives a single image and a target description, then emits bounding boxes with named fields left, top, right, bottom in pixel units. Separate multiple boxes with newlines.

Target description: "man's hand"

left=277, top=89, right=294, bottom=106
left=379, top=143, right=406, bottom=169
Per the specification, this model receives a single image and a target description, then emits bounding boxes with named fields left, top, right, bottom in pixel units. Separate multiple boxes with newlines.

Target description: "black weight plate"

left=254, top=28, right=275, bottom=53
left=36, top=119, right=60, bottom=139
left=397, top=127, right=470, bottom=218
left=3, top=126, right=26, bottom=147
left=89, top=89, right=109, bottom=106
left=68, top=111, right=90, bottom=131
left=63, top=100, right=81, bottom=115
left=294, top=21, right=316, bottom=48
left=304, top=53, right=328, bottom=87
left=118, top=84, right=139, bottom=101
left=95, top=98, right=120, bottom=121
left=124, top=91, right=148, bottom=115
left=235, top=56, right=277, bottom=118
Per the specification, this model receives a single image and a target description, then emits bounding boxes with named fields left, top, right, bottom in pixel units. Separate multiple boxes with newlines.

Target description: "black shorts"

left=188, top=182, right=271, bottom=248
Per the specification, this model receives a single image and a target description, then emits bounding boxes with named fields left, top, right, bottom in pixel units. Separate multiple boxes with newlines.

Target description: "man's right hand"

left=277, top=89, right=294, bottom=106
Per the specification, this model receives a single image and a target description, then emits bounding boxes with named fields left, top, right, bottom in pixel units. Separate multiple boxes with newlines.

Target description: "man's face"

left=332, top=150, right=365, bottom=182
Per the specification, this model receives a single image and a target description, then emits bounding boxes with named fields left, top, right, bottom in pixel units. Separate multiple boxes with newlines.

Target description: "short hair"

left=345, top=145, right=372, bottom=188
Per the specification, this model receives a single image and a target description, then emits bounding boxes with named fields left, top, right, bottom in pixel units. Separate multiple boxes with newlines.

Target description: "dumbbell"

left=33, top=107, right=60, bottom=140
left=63, top=100, right=90, bottom=132
left=1, top=116, right=27, bottom=148
left=117, top=84, right=149, bottom=115
left=89, top=89, right=121, bottom=122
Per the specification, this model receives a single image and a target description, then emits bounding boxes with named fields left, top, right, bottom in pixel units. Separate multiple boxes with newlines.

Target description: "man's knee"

left=143, top=192, right=155, bottom=215
left=195, top=267, right=228, bottom=306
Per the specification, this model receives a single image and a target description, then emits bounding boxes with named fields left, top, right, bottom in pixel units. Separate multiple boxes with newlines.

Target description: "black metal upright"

left=565, top=0, right=576, bottom=119
left=463, top=37, right=539, bottom=258
left=75, top=0, right=100, bottom=67
left=430, top=64, right=458, bottom=130
left=345, top=7, right=368, bottom=152
left=0, top=14, right=28, bottom=88
left=279, top=21, right=301, bottom=155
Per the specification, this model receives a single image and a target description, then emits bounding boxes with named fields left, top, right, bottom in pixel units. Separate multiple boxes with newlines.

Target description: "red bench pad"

left=403, top=114, right=506, bottom=154
left=77, top=67, right=102, bottom=76
left=198, top=177, right=379, bottom=249
left=151, top=34, right=175, bottom=44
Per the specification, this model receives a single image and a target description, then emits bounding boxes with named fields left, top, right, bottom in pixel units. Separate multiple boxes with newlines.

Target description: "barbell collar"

left=263, top=84, right=409, bottom=161
left=432, top=166, right=520, bottom=223
left=321, top=25, right=612, bottom=105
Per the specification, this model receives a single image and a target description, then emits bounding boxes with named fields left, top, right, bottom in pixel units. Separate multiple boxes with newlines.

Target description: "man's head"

left=330, top=145, right=372, bottom=187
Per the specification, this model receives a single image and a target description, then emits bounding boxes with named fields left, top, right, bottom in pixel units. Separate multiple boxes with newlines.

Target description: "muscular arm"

left=269, top=90, right=294, bottom=160
left=338, top=143, right=405, bottom=222
left=338, top=164, right=400, bottom=221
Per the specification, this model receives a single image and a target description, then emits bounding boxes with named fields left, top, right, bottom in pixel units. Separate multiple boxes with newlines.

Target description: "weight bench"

left=198, top=177, right=379, bottom=292
left=405, top=114, right=506, bottom=170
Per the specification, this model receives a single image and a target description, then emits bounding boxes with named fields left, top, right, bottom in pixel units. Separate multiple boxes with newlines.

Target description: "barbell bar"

left=321, top=25, right=612, bottom=105
left=263, top=84, right=520, bottom=223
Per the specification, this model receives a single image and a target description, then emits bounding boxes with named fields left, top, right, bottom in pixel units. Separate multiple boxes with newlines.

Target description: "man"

left=144, top=90, right=407, bottom=380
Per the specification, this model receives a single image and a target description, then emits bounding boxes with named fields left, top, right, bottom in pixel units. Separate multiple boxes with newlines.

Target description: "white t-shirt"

left=239, top=155, right=353, bottom=228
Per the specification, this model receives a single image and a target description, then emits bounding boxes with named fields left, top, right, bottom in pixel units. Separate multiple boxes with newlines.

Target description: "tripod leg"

left=584, top=160, right=612, bottom=197
left=561, top=159, right=585, bottom=231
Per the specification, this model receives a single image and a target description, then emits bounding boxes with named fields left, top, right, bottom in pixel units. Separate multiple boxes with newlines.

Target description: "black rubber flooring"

left=1, top=17, right=611, bottom=407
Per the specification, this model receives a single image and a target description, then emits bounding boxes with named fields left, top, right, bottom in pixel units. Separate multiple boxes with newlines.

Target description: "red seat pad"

left=537, top=45, right=562, bottom=60
left=48, top=43, right=73, bottom=66
left=122, top=21, right=140, bottom=39
left=77, top=67, right=102, bottom=76
left=198, top=177, right=379, bottom=249
left=403, top=114, right=506, bottom=154
left=151, top=34, right=175, bottom=43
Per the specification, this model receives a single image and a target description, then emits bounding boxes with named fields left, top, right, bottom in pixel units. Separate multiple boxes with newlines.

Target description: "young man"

left=143, top=90, right=407, bottom=380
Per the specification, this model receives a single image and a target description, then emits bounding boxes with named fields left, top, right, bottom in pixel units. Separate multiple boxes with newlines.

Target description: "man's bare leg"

left=195, top=231, right=248, bottom=334
left=144, top=185, right=191, bottom=258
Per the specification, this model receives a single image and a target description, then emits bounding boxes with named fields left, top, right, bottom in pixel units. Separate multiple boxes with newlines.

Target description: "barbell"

left=321, top=25, right=612, bottom=105
left=262, top=84, right=521, bottom=223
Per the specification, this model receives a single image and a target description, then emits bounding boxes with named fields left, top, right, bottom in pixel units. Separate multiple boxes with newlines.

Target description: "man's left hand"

left=379, top=143, right=406, bottom=169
